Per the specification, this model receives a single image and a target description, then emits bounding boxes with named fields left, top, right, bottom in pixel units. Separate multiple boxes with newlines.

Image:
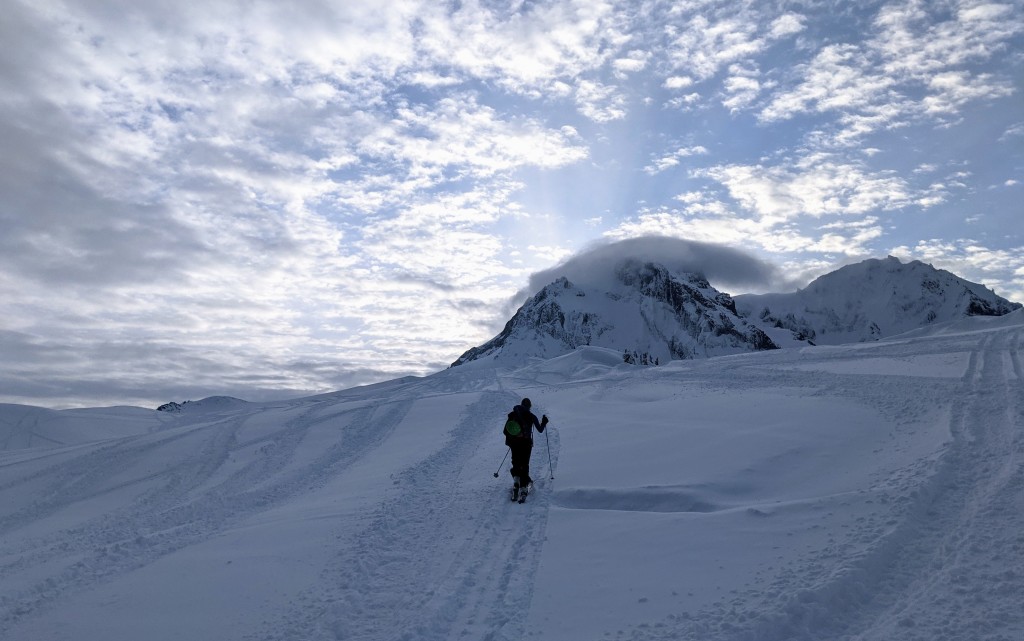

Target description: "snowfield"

left=1, top=312, right=1022, bottom=641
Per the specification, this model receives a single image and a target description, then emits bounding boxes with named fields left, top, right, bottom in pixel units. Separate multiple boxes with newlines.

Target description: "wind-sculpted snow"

left=552, top=486, right=722, bottom=513
left=1, top=315, right=1023, bottom=640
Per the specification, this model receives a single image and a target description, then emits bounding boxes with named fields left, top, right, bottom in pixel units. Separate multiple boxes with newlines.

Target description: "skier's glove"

left=541, top=415, right=549, bottom=426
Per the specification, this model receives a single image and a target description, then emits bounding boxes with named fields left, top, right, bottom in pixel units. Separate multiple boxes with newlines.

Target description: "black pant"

left=509, top=439, right=534, bottom=486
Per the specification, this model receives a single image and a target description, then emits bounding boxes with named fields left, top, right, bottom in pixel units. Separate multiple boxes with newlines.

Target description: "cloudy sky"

left=2, top=0, right=1022, bottom=409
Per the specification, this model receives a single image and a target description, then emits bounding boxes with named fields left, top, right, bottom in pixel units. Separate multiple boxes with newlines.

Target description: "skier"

left=505, top=397, right=548, bottom=501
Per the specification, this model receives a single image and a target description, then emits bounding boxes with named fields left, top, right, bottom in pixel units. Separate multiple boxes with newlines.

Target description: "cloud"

left=0, top=109, right=208, bottom=289
left=922, top=71, right=1013, bottom=115
left=0, top=1, right=608, bottom=408
left=415, top=0, right=627, bottom=95
left=759, top=44, right=894, bottom=123
left=664, top=92, right=703, bottom=110
left=644, top=145, right=709, bottom=175
left=663, top=76, right=694, bottom=90
left=890, top=239, right=1024, bottom=304
left=575, top=80, right=628, bottom=122
left=1, top=0, right=1021, bottom=408
left=699, top=154, right=918, bottom=218
left=604, top=201, right=884, bottom=260
left=0, top=324, right=405, bottom=409
left=607, top=206, right=776, bottom=248
left=769, top=13, right=805, bottom=39
left=359, top=95, right=589, bottom=180
left=658, top=4, right=806, bottom=85
left=665, top=13, right=767, bottom=81
left=528, top=235, right=787, bottom=293
left=612, top=49, right=651, bottom=78
left=1000, top=122, right=1024, bottom=141
left=721, top=72, right=762, bottom=111
left=759, top=0, right=1023, bottom=142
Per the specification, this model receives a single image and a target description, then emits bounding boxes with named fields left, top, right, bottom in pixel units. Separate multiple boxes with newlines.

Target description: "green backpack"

left=503, top=417, right=523, bottom=438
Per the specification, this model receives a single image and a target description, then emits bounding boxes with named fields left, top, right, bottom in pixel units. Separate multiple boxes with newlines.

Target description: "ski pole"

left=545, top=424, right=554, bottom=480
left=493, top=448, right=510, bottom=478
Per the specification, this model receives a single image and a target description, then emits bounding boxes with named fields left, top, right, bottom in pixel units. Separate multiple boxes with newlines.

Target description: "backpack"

left=503, top=416, right=523, bottom=439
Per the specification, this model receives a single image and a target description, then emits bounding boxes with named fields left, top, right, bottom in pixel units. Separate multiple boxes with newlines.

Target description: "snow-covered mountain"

left=454, top=255, right=1020, bottom=366
left=736, top=256, right=1021, bottom=345
left=452, top=260, right=778, bottom=367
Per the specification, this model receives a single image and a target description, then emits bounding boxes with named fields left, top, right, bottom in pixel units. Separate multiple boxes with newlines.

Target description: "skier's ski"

left=518, top=484, right=531, bottom=504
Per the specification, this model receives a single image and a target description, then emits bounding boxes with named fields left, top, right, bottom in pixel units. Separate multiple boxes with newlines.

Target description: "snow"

left=0, top=404, right=167, bottom=451
left=775, top=351, right=971, bottom=378
left=1, top=314, right=1023, bottom=640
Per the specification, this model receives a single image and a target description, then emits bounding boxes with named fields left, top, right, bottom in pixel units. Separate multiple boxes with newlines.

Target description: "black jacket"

left=506, top=403, right=545, bottom=446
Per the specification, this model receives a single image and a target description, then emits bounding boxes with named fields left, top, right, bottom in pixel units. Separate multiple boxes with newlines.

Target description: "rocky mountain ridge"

left=453, top=256, right=1020, bottom=367
left=735, top=256, right=1021, bottom=345
left=452, top=260, right=777, bottom=368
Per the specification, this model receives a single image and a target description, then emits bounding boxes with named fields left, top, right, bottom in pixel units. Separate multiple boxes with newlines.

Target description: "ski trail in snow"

left=260, top=389, right=555, bottom=641
left=839, top=327, right=1024, bottom=640
left=1, top=413, right=39, bottom=450
left=610, top=325, right=1022, bottom=641
left=0, top=398, right=410, bottom=636
left=744, top=327, right=1024, bottom=641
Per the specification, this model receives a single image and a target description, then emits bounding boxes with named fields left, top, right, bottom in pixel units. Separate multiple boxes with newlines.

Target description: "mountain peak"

left=452, top=260, right=777, bottom=368
left=737, top=256, right=1020, bottom=345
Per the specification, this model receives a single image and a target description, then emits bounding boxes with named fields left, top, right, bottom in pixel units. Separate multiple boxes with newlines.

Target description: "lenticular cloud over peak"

left=527, top=236, right=787, bottom=294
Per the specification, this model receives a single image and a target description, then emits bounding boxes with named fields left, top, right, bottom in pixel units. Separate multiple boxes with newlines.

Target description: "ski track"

left=615, top=325, right=1024, bottom=641
left=255, top=386, right=557, bottom=641
left=0, top=396, right=412, bottom=637
left=1, top=413, right=38, bottom=451
left=841, top=327, right=1024, bottom=641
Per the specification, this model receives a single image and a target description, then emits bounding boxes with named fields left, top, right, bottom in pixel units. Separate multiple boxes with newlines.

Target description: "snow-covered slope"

left=453, top=260, right=777, bottom=368
left=2, top=313, right=1023, bottom=640
left=0, top=404, right=166, bottom=451
left=736, top=256, right=1021, bottom=345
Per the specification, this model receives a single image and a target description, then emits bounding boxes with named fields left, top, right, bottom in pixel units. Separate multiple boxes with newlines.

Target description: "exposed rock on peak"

left=452, top=260, right=777, bottom=368
left=736, top=256, right=1021, bottom=345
